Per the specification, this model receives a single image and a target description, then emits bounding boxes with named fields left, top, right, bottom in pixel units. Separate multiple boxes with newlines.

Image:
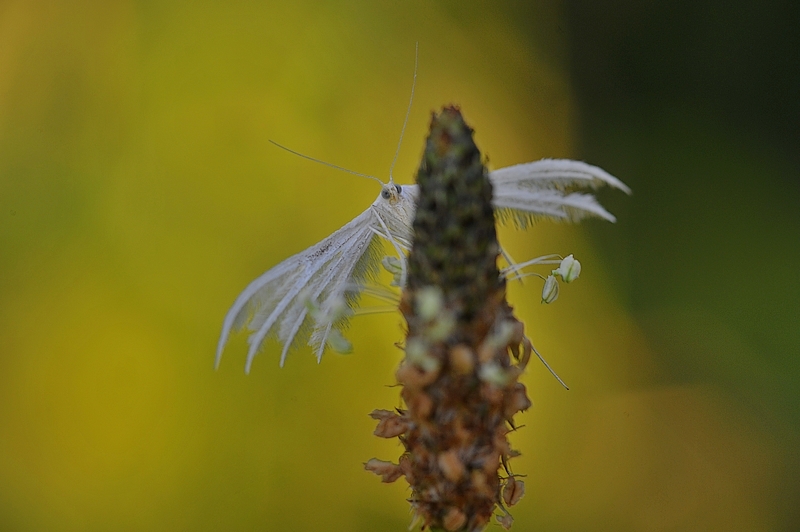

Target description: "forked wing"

left=489, top=159, right=630, bottom=225
left=216, top=207, right=383, bottom=372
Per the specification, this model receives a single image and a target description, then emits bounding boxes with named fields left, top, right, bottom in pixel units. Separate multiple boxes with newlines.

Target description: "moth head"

left=380, top=183, right=404, bottom=205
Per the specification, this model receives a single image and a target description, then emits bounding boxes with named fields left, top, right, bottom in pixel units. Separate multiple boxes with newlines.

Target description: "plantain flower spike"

left=366, top=107, right=532, bottom=531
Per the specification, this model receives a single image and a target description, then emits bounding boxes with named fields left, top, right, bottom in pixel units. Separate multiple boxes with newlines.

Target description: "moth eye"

left=395, top=184, right=402, bottom=194
left=381, top=189, right=391, bottom=200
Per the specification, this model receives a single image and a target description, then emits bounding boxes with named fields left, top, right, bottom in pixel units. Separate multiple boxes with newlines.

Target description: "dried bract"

left=364, top=458, right=405, bottom=483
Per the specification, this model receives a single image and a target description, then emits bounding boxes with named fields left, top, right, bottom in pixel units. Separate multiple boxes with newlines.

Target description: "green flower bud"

left=553, top=254, right=581, bottom=283
left=541, top=274, right=559, bottom=304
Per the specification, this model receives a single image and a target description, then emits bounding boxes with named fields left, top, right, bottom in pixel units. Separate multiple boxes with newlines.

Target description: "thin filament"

left=530, top=339, right=570, bottom=390
left=269, top=140, right=384, bottom=186
left=388, top=42, right=418, bottom=184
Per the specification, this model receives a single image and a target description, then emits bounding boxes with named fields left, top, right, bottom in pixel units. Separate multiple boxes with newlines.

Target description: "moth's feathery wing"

left=216, top=206, right=383, bottom=371
left=490, top=159, right=631, bottom=193
left=270, top=232, right=376, bottom=366
left=489, top=159, right=630, bottom=224
left=302, top=192, right=417, bottom=361
left=268, top=217, right=383, bottom=368
left=493, top=188, right=619, bottom=222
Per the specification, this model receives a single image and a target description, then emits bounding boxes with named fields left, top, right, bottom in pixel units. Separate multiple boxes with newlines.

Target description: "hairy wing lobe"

left=216, top=208, right=381, bottom=372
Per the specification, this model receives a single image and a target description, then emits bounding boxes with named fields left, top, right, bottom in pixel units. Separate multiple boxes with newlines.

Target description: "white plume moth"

left=216, top=57, right=630, bottom=374
left=216, top=155, right=629, bottom=372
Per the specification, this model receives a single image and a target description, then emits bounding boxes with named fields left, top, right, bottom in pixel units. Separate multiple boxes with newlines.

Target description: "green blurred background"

left=1, top=1, right=797, bottom=530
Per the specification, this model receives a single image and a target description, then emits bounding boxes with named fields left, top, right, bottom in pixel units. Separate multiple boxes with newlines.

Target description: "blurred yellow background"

left=1, top=1, right=798, bottom=530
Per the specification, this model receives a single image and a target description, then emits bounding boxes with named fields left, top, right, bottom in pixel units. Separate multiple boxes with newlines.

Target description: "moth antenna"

left=269, top=139, right=384, bottom=186
left=388, top=42, right=418, bottom=185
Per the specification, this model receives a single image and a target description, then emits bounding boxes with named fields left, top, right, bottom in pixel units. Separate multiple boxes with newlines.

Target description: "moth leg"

left=368, top=226, right=411, bottom=252
left=347, top=283, right=401, bottom=305
left=370, top=208, right=409, bottom=287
